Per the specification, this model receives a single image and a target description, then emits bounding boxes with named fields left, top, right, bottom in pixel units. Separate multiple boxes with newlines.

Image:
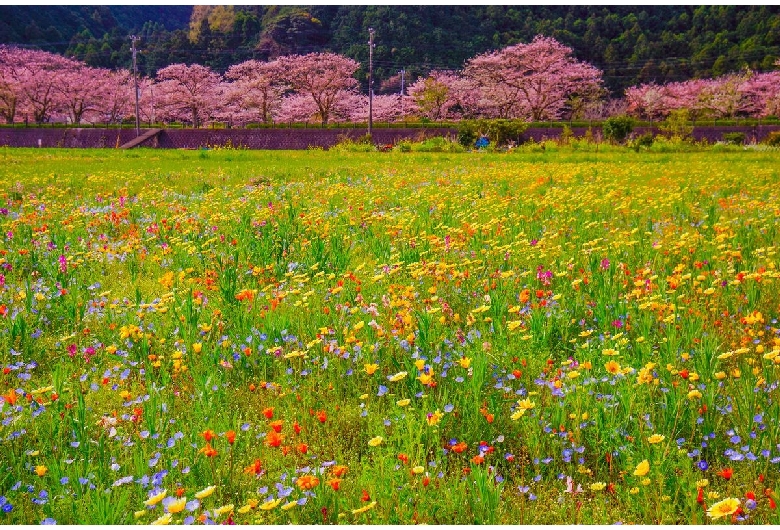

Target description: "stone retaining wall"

left=1, top=125, right=779, bottom=149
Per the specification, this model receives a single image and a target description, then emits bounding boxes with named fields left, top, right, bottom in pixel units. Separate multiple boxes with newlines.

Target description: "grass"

left=0, top=146, right=779, bottom=524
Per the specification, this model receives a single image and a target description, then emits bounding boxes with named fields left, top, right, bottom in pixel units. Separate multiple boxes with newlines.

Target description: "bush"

left=603, top=116, right=635, bottom=144
left=631, top=133, right=655, bottom=151
left=722, top=132, right=745, bottom=145
left=659, top=109, right=694, bottom=141
left=457, top=119, right=528, bottom=147
left=410, top=136, right=465, bottom=153
left=763, top=131, right=780, bottom=146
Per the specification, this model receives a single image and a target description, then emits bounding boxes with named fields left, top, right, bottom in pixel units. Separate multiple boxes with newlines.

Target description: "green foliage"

left=630, top=132, right=655, bottom=151
left=659, top=109, right=694, bottom=141
left=458, top=119, right=528, bottom=147
left=5, top=6, right=780, bottom=95
left=602, top=116, right=635, bottom=144
left=763, top=130, right=780, bottom=146
left=722, top=132, right=746, bottom=145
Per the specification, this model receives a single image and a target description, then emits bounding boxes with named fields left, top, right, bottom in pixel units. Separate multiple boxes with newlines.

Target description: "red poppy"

left=269, top=420, right=283, bottom=433
left=225, top=430, right=236, bottom=445
left=361, top=490, right=371, bottom=502
left=244, top=459, right=262, bottom=475
left=262, top=407, right=274, bottom=419
left=199, top=443, right=218, bottom=458
left=293, top=421, right=302, bottom=435
left=326, top=478, right=341, bottom=491
left=718, top=468, right=733, bottom=480
left=201, top=429, right=216, bottom=442
left=316, top=410, right=327, bottom=423
left=297, top=443, right=308, bottom=454
left=266, top=431, right=283, bottom=448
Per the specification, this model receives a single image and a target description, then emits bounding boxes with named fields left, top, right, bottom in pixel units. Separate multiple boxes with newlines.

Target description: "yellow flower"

left=567, top=370, right=580, bottom=379
left=687, top=389, right=702, bottom=400
left=259, top=498, right=282, bottom=510
left=388, top=371, right=407, bottom=382
left=426, top=410, right=443, bottom=426
left=641, top=478, right=651, bottom=486
left=605, top=360, right=621, bottom=375
left=192, top=342, right=202, bottom=354
left=351, top=501, right=377, bottom=515
left=511, top=409, right=526, bottom=421
left=458, top=357, right=472, bottom=369
left=602, top=348, right=619, bottom=356
left=144, top=489, right=168, bottom=506
left=34, top=465, right=47, bottom=477
left=696, top=479, right=709, bottom=488
left=633, top=459, right=650, bottom=477
left=166, top=497, right=187, bottom=514
left=364, top=363, right=378, bottom=375
left=415, top=359, right=426, bottom=371
left=368, top=436, right=383, bottom=447
left=281, top=500, right=298, bottom=511
left=714, top=371, right=726, bottom=380
left=629, top=487, right=639, bottom=494
left=214, top=504, right=234, bottom=517
left=150, top=513, right=172, bottom=525
left=707, top=498, right=740, bottom=519
left=412, top=465, right=424, bottom=474
left=396, top=398, right=411, bottom=407
left=590, top=482, right=606, bottom=491
left=647, top=434, right=665, bottom=444
left=194, top=485, right=216, bottom=499
left=517, top=398, right=535, bottom=410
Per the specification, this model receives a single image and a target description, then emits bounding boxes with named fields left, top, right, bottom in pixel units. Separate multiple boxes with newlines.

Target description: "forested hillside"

left=1, top=5, right=780, bottom=94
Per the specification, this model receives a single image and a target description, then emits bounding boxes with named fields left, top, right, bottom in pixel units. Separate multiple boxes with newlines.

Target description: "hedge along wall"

left=1, top=125, right=780, bottom=149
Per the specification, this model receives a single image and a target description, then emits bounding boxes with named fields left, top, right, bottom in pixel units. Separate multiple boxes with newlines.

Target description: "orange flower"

left=200, top=429, right=216, bottom=442
left=296, top=475, right=320, bottom=490
left=397, top=453, right=409, bottom=464
left=293, top=421, right=302, bottom=435
left=326, top=478, right=341, bottom=491
left=331, top=465, right=349, bottom=478
left=262, top=407, right=274, bottom=419
left=266, top=431, right=283, bottom=448
left=2, top=389, right=17, bottom=406
left=361, top=489, right=371, bottom=502
left=244, top=459, right=263, bottom=475
left=451, top=441, right=468, bottom=454
left=199, top=443, right=218, bottom=458
left=249, top=383, right=256, bottom=392
left=297, top=443, right=308, bottom=454
left=718, top=468, right=733, bottom=480
left=269, top=420, right=284, bottom=433
left=316, top=410, right=327, bottom=423
left=471, top=455, right=484, bottom=465
left=282, top=445, right=291, bottom=456
left=225, top=430, right=236, bottom=445
left=176, top=487, right=185, bottom=498
left=422, top=476, right=430, bottom=487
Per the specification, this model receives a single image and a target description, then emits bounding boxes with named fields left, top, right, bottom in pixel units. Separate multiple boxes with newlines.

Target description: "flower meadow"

left=1, top=146, right=780, bottom=524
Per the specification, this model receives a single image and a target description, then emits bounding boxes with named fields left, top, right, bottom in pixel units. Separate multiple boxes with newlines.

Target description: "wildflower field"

left=1, top=145, right=780, bottom=524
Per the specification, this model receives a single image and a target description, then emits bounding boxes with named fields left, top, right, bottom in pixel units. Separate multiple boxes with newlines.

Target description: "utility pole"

left=130, top=35, right=140, bottom=137
left=368, top=27, right=375, bottom=138
left=399, top=68, right=405, bottom=117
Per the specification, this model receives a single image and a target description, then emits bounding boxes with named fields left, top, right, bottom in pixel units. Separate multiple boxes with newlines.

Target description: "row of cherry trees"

left=625, top=68, right=780, bottom=121
left=2, top=37, right=780, bottom=127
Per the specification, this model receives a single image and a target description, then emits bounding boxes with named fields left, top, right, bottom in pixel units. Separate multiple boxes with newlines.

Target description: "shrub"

left=631, top=133, right=655, bottom=151
left=763, top=131, right=780, bottom=146
left=659, top=109, right=693, bottom=141
left=457, top=119, right=528, bottom=147
left=603, top=116, right=634, bottom=144
left=722, top=132, right=745, bottom=145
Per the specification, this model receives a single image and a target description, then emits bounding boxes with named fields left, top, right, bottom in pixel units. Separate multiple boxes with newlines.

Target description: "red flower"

left=297, top=443, right=308, bottom=454
left=696, top=488, right=705, bottom=505
left=262, top=407, right=274, bottom=419
left=265, top=431, right=283, bottom=448
left=269, top=420, right=283, bottom=433
left=226, top=430, right=236, bottom=445
left=201, top=429, right=216, bottom=442
left=361, top=489, right=371, bottom=502
left=293, top=421, right=302, bottom=435
left=397, top=453, right=409, bottom=464
left=316, top=410, right=327, bottom=423
left=244, top=459, right=263, bottom=475
left=718, top=468, right=733, bottom=480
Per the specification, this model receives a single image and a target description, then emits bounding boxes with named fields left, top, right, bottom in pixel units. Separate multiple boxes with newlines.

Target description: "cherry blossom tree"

left=275, top=93, right=319, bottom=124
left=54, top=65, right=111, bottom=125
left=742, top=70, right=780, bottom=118
left=224, top=59, right=285, bottom=124
left=276, top=52, right=359, bottom=125
left=155, top=63, right=223, bottom=127
left=0, top=46, right=22, bottom=123
left=465, top=36, right=603, bottom=121
left=407, top=71, right=475, bottom=121
left=96, top=69, right=134, bottom=125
